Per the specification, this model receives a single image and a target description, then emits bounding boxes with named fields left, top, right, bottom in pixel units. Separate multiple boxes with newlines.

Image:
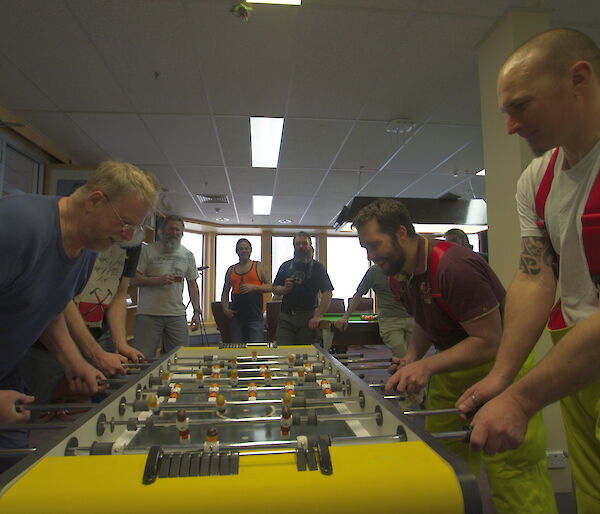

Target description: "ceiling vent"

left=196, top=193, right=229, bottom=204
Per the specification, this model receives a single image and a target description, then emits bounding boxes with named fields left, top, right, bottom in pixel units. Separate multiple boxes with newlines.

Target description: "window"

left=181, top=232, right=205, bottom=319
left=271, top=235, right=316, bottom=281
left=326, top=236, right=371, bottom=304
left=215, top=235, right=262, bottom=301
left=0, top=138, right=44, bottom=196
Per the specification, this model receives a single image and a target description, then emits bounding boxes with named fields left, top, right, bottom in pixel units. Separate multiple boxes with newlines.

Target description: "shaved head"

left=501, top=28, right=600, bottom=80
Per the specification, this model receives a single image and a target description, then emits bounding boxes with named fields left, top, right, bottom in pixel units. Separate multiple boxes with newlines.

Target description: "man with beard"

left=221, top=238, right=272, bottom=344
left=456, top=28, right=600, bottom=512
left=0, top=160, right=158, bottom=467
left=353, top=198, right=557, bottom=514
left=132, top=215, right=201, bottom=356
left=272, top=232, right=333, bottom=345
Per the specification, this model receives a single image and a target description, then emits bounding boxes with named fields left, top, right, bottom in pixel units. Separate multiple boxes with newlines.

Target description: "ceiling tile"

left=142, top=114, right=222, bottom=166
left=69, top=113, right=167, bottom=163
left=279, top=118, right=352, bottom=169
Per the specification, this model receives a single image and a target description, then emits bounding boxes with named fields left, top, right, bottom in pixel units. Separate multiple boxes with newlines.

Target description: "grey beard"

left=162, top=237, right=181, bottom=252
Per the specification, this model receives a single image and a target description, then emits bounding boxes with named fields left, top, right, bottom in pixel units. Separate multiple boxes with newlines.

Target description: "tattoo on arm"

left=519, top=236, right=555, bottom=275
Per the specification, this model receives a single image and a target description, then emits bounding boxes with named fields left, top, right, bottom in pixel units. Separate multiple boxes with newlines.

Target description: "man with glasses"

left=0, top=160, right=159, bottom=469
left=132, top=215, right=202, bottom=357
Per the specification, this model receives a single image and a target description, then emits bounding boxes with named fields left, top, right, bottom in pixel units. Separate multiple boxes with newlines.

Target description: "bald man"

left=456, top=28, right=600, bottom=512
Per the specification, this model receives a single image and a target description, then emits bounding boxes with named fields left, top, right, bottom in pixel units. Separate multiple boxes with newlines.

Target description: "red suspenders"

left=534, top=147, right=600, bottom=329
left=388, top=240, right=457, bottom=321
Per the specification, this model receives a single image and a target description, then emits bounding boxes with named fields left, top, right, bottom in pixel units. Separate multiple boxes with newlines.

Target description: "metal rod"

left=15, top=403, right=93, bottom=412
left=0, top=448, right=37, bottom=457
left=346, top=364, right=390, bottom=371
left=337, top=358, right=391, bottom=365
left=0, top=423, right=70, bottom=431
left=430, top=430, right=469, bottom=440
left=147, top=397, right=358, bottom=410
left=403, top=408, right=461, bottom=417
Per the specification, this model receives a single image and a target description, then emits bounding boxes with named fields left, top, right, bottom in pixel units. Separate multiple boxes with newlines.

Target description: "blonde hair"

left=75, top=161, right=160, bottom=210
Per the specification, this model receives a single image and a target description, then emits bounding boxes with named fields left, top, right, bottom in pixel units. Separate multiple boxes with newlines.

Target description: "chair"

left=328, top=298, right=346, bottom=313
left=266, top=301, right=281, bottom=342
left=351, top=297, right=373, bottom=312
left=211, top=301, right=231, bottom=344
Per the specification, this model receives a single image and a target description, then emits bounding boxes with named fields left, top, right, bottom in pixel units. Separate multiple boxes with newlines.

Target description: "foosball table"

left=0, top=344, right=482, bottom=513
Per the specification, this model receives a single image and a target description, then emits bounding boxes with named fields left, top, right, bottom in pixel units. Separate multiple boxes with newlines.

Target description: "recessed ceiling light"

left=216, top=217, right=230, bottom=222
left=253, top=195, right=272, bottom=215
left=250, top=117, right=284, bottom=168
left=476, top=168, right=486, bottom=176
left=278, top=218, right=293, bottom=224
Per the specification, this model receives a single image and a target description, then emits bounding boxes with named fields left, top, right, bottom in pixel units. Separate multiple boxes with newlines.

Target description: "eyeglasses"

left=103, top=193, right=146, bottom=234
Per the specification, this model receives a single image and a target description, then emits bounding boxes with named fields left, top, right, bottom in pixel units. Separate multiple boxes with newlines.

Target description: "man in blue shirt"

left=0, top=161, right=158, bottom=465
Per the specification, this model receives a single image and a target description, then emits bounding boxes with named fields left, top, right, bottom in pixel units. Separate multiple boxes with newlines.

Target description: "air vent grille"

left=196, top=194, right=229, bottom=204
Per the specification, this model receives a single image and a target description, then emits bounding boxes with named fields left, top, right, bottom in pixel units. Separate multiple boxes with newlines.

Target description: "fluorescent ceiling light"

left=253, top=195, right=273, bottom=215
left=248, top=1, right=302, bottom=4
left=476, top=168, right=486, bottom=176
left=250, top=117, right=284, bottom=168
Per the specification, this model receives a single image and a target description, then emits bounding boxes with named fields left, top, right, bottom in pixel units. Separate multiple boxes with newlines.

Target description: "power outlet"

left=546, top=450, right=568, bottom=469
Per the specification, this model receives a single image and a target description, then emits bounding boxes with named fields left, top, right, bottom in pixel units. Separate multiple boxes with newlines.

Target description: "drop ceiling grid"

left=68, top=0, right=211, bottom=114
left=12, top=110, right=108, bottom=165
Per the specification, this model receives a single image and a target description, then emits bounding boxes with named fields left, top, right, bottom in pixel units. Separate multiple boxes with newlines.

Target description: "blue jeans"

left=230, top=317, right=264, bottom=344
left=133, top=315, right=189, bottom=357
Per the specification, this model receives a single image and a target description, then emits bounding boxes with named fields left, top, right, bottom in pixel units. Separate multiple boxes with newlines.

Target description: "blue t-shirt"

left=273, top=259, right=333, bottom=312
left=0, top=194, right=96, bottom=380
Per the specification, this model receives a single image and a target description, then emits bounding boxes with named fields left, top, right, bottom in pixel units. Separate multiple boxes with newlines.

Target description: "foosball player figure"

left=209, top=383, right=220, bottom=402
left=147, top=394, right=161, bottom=416
left=304, top=362, right=313, bottom=374
left=259, top=364, right=268, bottom=377
left=282, top=392, right=292, bottom=408
left=248, top=382, right=257, bottom=401
left=280, top=405, right=292, bottom=437
left=251, top=351, right=258, bottom=361
left=211, top=364, right=221, bottom=379
left=297, top=368, right=305, bottom=385
left=264, top=370, right=273, bottom=385
left=161, top=370, right=171, bottom=383
left=287, top=354, right=296, bottom=367
left=230, top=369, right=239, bottom=386
left=204, top=427, right=219, bottom=452
left=176, top=409, right=191, bottom=444
left=321, top=380, right=333, bottom=397
left=284, top=381, right=295, bottom=397
left=216, top=394, right=227, bottom=415
left=196, top=370, right=204, bottom=386
left=169, top=383, right=182, bottom=400
left=230, top=356, right=238, bottom=369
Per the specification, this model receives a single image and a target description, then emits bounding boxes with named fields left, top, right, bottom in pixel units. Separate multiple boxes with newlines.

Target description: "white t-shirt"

left=136, top=242, right=199, bottom=316
left=516, top=141, right=600, bottom=326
